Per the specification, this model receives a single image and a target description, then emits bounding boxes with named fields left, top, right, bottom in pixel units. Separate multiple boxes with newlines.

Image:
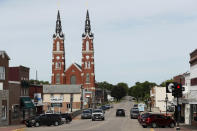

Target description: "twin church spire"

left=54, top=10, right=93, bottom=38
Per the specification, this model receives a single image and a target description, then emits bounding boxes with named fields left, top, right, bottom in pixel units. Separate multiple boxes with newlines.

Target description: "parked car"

left=116, top=109, right=125, bottom=117
left=141, top=113, right=176, bottom=128
left=105, top=104, right=111, bottom=109
left=61, top=113, right=72, bottom=123
left=25, top=114, right=62, bottom=127
left=100, top=105, right=107, bottom=110
left=92, top=109, right=105, bottom=121
left=81, top=110, right=92, bottom=119
left=87, top=108, right=93, bottom=114
left=130, top=108, right=140, bottom=119
left=138, top=112, right=147, bottom=123
left=133, top=104, right=138, bottom=108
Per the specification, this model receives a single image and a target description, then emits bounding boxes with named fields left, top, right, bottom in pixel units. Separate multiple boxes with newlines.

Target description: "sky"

left=1, top=0, right=197, bottom=87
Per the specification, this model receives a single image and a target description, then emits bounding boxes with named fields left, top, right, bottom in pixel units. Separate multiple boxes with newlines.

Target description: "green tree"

left=96, top=81, right=114, bottom=91
left=128, top=81, right=156, bottom=101
left=160, top=79, right=173, bottom=87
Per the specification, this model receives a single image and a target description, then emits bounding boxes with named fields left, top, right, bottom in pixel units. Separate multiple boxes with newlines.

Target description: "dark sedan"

left=130, top=108, right=139, bottom=119
left=81, top=110, right=92, bottom=119
left=116, top=109, right=125, bottom=117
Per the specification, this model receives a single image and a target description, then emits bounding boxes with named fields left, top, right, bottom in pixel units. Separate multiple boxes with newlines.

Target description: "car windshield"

left=93, top=110, right=102, bottom=113
left=83, top=110, right=91, bottom=113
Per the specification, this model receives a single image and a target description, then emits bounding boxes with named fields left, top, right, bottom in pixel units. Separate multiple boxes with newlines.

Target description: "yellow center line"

left=150, top=128, right=154, bottom=131
left=12, top=128, right=24, bottom=131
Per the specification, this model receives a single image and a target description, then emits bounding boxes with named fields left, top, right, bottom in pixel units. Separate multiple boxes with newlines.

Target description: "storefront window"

left=12, top=105, right=19, bottom=119
left=67, top=103, right=71, bottom=108
left=1, top=105, right=7, bottom=120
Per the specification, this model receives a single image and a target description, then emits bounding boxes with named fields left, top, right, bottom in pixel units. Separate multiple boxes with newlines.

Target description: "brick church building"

left=51, top=10, right=96, bottom=93
left=43, top=10, right=96, bottom=112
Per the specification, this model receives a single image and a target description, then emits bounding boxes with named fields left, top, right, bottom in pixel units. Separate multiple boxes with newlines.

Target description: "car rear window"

left=132, top=110, right=139, bottom=113
left=83, top=110, right=91, bottom=113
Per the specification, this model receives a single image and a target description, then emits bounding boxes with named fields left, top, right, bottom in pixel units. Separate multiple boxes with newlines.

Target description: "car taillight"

left=146, top=117, right=150, bottom=123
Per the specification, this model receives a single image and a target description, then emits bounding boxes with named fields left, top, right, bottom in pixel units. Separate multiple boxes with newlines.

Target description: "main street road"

left=25, top=99, right=152, bottom=131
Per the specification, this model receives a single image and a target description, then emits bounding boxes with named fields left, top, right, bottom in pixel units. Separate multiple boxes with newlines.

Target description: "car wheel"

left=102, top=118, right=105, bottom=121
left=152, top=122, right=157, bottom=128
left=169, top=122, right=175, bottom=128
left=54, top=121, right=59, bottom=126
left=142, top=125, right=147, bottom=128
left=26, top=124, right=32, bottom=127
left=92, top=118, right=95, bottom=121
left=35, top=122, right=39, bottom=127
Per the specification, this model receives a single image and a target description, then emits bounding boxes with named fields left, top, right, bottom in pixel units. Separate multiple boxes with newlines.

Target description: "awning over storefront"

left=21, top=97, right=34, bottom=109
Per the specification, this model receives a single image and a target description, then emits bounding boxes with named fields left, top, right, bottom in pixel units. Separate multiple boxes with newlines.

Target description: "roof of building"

left=66, top=63, right=82, bottom=72
left=74, top=63, right=82, bottom=70
left=0, top=50, right=10, bottom=60
left=43, top=84, right=82, bottom=94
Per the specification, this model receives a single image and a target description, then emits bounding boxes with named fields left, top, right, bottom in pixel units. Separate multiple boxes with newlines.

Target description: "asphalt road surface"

left=25, top=98, right=152, bottom=131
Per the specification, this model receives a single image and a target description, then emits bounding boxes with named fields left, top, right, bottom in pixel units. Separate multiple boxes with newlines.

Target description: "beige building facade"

left=43, top=85, right=82, bottom=113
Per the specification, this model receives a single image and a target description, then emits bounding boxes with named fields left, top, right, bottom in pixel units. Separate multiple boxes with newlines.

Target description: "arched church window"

left=56, top=74, right=60, bottom=84
left=86, top=41, right=89, bottom=51
left=70, top=75, right=76, bottom=84
left=57, top=41, right=60, bottom=51
left=86, top=73, right=90, bottom=83
left=85, top=62, right=87, bottom=69
left=88, top=61, right=90, bottom=68
left=55, top=62, right=61, bottom=69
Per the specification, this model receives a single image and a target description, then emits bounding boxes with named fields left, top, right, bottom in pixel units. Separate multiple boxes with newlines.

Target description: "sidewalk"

left=180, top=123, right=197, bottom=131
left=0, top=124, right=25, bottom=131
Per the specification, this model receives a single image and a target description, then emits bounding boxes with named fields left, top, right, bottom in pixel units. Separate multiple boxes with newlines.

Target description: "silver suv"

left=92, top=109, right=105, bottom=121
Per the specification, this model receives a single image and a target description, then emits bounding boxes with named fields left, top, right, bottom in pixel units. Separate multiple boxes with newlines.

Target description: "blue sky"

left=1, top=0, right=197, bottom=86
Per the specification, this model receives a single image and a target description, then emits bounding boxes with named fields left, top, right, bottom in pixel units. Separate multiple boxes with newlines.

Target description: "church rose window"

left=86, top=73, right=90, bottom=83
left=70, top=75, right=76, bottom=84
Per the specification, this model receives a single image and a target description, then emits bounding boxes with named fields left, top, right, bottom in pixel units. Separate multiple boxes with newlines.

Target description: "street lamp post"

left=148, top=98, right=151, bottom=112
left=165, top=94, right=168, bottom=116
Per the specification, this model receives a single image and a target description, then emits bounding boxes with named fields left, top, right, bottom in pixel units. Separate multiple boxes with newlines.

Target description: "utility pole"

left=165, top=94, right=168, bottom=116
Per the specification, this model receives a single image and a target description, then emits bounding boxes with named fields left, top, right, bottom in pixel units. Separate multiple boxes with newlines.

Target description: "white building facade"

left=150, top=86, right=173, bottom=112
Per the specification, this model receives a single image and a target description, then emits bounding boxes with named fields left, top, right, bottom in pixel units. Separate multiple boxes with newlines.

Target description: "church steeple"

left=82, top=10, right=94, bottom=37
left=85, top=10, right=91, bottom=33
left=53, top=10, right=64, bottom=38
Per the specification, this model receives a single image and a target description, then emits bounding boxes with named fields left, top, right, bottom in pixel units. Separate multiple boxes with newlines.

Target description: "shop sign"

left=50, top=97, right=63, bottom=103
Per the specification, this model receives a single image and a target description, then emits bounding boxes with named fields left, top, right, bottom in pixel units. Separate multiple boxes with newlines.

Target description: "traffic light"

left=175, top=84, right=183, bottom=98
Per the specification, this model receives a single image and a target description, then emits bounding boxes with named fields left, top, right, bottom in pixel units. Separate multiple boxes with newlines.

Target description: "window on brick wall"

left=56, top=74, right=60, bottom=84
left=0, top=66, right=5, bottom=80
left=86, top=73, right=90, bottom=83
left=67, top=103, right=71, bottom=108
left=70, top=75, right=76, bottom=84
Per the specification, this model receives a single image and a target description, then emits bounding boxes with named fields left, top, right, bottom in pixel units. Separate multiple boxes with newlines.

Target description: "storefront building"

left=0, top=51, right=10, bottom=126
left=43, top=85, right=82, bottom=113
